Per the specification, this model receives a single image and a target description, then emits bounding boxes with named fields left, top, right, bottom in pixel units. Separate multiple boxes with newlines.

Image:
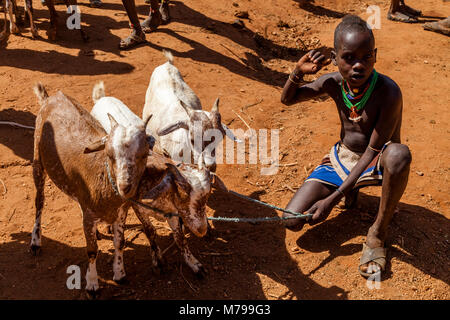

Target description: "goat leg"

left=132, top=204, right=165, bottom=275
left=82, top=212, right=100, bottom=299
left=167, top=216, right=206, bottom=278
left=112, top=204, right=128, bottom=283
left=30, top=158, right=46, bottom=255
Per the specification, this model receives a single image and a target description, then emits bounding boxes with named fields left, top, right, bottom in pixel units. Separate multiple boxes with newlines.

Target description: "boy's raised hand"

left=295, top=50, right=330, bottom=74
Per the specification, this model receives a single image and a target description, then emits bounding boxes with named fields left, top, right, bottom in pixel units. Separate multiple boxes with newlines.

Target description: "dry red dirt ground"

left=0, top=0, right=449, bottom=300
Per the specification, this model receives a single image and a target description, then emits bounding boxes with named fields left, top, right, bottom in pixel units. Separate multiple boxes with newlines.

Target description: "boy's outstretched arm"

left=281, top=50, right=331, bottom=105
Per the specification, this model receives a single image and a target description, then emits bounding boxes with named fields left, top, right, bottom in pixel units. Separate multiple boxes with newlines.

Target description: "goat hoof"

left=30, top=245, right=41, bottom=256
left=195, top=266, right=207, bottom=279
left=10, top=25, right=20, bottom=35
left=85, top=289, right=100, bottom=300
left=31, top=28, right=39, bottom=39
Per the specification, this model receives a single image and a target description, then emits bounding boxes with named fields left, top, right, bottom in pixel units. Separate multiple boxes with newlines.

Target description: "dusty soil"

left=0, top=0, right=449, bottom=300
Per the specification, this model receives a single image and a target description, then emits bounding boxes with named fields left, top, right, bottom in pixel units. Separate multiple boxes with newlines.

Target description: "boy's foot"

left=119, top=30, right=146, bottom=50
left=400, top=4, right=421, bottom=17
left=387, top=11, right=418, bottom=23
left=140, top=9, right=162, bottom=33
left=358, top=243, right=387, bottom=278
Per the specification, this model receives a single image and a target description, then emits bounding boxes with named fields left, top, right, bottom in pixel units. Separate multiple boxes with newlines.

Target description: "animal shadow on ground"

left=0, top=108, right=36, bottom=162
left=144, top=1, right=336, bottom=87
left=293, top=0, right=345, bottom=19
left=205, top=188, right=348, bottom=299
left=145, top=27, right=332, bottom=88
left=0, top=6, right=135, bottom=74
left=295, top=192, right=450, bottom=285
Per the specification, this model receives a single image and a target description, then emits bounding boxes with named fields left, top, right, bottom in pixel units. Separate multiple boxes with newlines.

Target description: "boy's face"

left=333, top=30, right=377, bottom=88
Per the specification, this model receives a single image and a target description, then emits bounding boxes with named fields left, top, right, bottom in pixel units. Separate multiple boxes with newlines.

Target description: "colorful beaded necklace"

left=340, top=69, right=378, bottom=122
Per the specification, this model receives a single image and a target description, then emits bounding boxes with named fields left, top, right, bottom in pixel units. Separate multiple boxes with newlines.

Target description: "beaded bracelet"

left=368, top=145, right=382, bottom=153
left=288, top=71, right=303, bottom=84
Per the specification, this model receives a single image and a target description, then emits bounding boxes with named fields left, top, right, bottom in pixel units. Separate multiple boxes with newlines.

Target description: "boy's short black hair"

left=334, top=15, right=374, bottom=50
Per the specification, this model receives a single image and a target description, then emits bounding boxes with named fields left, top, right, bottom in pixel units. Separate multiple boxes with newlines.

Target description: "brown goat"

left=30, top=83, right=196, bottom=298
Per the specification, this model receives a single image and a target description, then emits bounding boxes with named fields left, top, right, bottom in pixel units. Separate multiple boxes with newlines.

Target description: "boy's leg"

left=282, top=181, right=335, bottom=231
left=360, top=143, right=411, bottom=275
left=119, top=0, right=147, bottom=49
left=141, top=0, right=162, bottom=33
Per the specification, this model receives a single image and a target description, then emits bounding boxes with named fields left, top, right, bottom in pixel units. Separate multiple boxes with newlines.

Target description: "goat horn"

left=211, top=97, right=220, bottom=113
left=143, top=114, right=153, bottom=127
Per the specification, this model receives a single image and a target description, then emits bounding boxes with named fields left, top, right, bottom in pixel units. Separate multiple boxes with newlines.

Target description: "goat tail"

left=33, top=83, right=49, bottom=106
left=92, top=81, right=105, bottom=104
left=163, top=49, right=174, bottom=64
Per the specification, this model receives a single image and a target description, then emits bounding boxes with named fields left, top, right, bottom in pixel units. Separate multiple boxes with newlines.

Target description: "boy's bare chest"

left=329, top=84, right=382, bottom=133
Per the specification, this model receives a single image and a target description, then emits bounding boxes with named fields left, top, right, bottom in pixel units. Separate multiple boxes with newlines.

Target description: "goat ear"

left=221, top=123, right=243, bottom=143
left=179, top=100, right=195, bottom=118
left=211, top=97, right=219, bottom=113
left=166, top=163, right=191, bottom=195
left=107, top=113, right=118, bottom=129
left=211, top=173, right=228, bottom=192
left=157, top=121, right=189, bottom=136
left=84, top=136, right=107, bottom=154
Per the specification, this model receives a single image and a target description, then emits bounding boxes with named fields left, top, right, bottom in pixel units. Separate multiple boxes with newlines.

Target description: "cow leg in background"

left=167, top=216, right=206, bottom=277
left=24, top=0, right=38, bottom=38
left=1, top=1, right=9, bottom=44
left=44, top=0, right=57, bottom=40
left=5, top=0, right=20, bottom=34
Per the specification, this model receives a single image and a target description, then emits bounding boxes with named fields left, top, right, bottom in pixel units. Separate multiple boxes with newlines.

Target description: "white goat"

left=90, top=81, right=221, bottom=277
left=142, top=50, right=241, bottom=172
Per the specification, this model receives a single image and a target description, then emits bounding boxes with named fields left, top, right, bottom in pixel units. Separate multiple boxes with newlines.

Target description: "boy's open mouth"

left=350, top=73, right=365, bottom=80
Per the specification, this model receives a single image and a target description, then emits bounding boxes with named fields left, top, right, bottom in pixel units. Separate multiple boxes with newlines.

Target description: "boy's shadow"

left=295, top=192, right=450, bottom=284
left=205, top=188, right=349, bottom=299
left=0, top=109, right=36, bottom=162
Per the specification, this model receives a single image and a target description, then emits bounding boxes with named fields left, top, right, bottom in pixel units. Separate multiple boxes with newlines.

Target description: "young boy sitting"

left=280, top=15, right=411, bottom=278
